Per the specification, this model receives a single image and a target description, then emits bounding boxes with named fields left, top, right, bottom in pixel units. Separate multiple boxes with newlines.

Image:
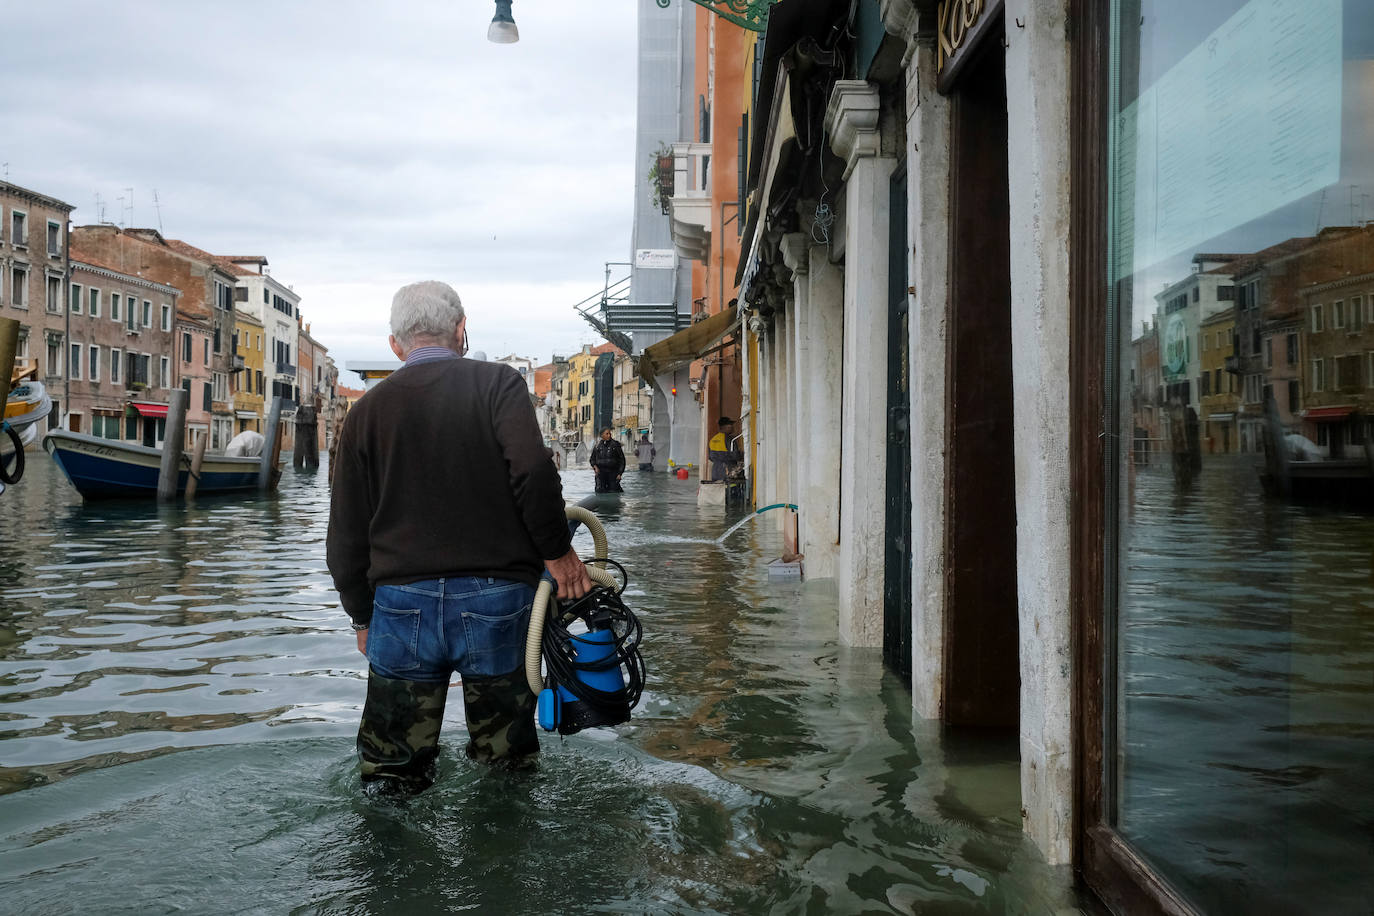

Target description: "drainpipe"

left=63, top=212, right=71, bottom=427
left=718, top=200, right=739, bottom=423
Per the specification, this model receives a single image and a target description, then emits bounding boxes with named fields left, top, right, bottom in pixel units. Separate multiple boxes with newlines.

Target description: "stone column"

left=774, top=307, right=792, bottom=516
left=806, top=250, right=844, bottom=579
left=758, top=319, right=775, bottom=503
left=827, top=80, right=895, bottom=648
left=781, top=234, right=811, bottom=536
left=896, top=9, right=953, bottom=720
left=1005, top=0, right=1073, bottom=866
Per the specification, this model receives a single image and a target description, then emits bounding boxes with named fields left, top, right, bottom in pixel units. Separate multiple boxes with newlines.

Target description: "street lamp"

left=487, top=0, right=519, bottom=43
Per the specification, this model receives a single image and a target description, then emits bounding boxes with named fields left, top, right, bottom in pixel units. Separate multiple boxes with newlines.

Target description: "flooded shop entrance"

left=943, top=24, right=1019, bottom=727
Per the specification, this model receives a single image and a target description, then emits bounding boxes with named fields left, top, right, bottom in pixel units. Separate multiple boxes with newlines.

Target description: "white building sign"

left=635, top=249, right=677, bottom=270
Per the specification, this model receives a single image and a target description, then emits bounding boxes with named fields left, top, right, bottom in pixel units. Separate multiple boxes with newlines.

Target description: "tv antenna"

left=124, top=187, right=134, bottom=227
left=152, top=189, right=164, bottom=233
left=95, top=192, right=106, bottom=223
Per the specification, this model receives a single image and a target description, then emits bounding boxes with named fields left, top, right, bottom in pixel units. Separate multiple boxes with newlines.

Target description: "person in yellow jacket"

left=707, top=416, right=743, bottom=482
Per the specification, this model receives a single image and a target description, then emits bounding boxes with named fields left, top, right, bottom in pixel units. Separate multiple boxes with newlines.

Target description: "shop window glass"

left=1108, top=1, right=1374, bottom=911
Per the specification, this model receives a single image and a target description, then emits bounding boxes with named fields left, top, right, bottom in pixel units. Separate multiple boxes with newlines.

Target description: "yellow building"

left=234, top=309, right=266, bottom=433
left=562, top=342, right=623, bottom=446
left=1198, top=306, right=1239, bottom=453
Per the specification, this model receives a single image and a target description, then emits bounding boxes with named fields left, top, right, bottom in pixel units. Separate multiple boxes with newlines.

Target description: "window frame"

left=11, top=208, right=27, bottom=248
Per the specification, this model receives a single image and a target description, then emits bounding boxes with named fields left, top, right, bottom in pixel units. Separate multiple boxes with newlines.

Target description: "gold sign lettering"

left=937, top=0, right=988, bottom=73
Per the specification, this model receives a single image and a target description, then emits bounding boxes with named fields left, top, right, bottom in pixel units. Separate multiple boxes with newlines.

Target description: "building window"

left=1286, top=333, right=1298, bottom=365
left=1288, top=379, right=1300, bottom=412
left=88, top=345, right=100, bottom=382
left=1333, top=299, right=1345, bottom=329
left=46, top=221, right=60, bottom=257
left=1352, top=295, right=1365, bottom=332
left=89, top=288, right=101, bottom=318
left=110, top=293, right=120, bottom=322
left=11, top=210, right=26, bottom=246
left=161, top=304, right=171, bottom=331
left=126, top=297, right=137, bottom=332
left=202, top=381, right=212, bottom=412
left=69, top=342, right=82, bottom=380
left=1263, top=336, right=1272, bottom=369
left=111, top=348, right=122, bottom=384
left=9, top=266, right=25, bottom=308
left=142, top=300, right=151, bottom=328
left=1312, top=303, right=1324, bottom=332
left=159, top=356, right=170, bottom=388
left=1312, top=358, right=1325, bottom=393
left=70, top=283, right=83, bottom=313
left=46, top=338, right=60, bottom=378
left=182, top=332, right=192, bottom=363
left=46, top=275, right=61, bottom=313
left=203, top=338, right=209, bottom=366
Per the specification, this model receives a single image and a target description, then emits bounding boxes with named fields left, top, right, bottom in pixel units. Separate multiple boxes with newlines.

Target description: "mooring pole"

left=259, top=396, right=282, bottom=491
left=157, top=389, right=189, bottom=503
left=183, top=432, right=208, bottom=501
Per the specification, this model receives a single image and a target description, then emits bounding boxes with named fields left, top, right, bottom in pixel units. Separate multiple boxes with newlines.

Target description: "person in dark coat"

left=590, top=427, right=626, bottom=493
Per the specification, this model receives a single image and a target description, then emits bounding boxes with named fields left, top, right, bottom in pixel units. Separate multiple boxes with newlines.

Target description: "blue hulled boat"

left=43, top=429, right=262, bottom=499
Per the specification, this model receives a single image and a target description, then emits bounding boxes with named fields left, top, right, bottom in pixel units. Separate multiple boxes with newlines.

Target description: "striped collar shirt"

left=404, top=346, right=461, bottom=367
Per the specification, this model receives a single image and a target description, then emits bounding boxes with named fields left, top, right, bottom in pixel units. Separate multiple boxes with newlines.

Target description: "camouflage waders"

left=357, top=665, right=538, bottom=792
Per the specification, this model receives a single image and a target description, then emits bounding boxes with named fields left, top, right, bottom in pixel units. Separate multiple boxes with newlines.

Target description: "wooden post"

left=269, top=418, right=285, bottom=490
left=183, top=432, right=208, bottom=501
left=259, top=396, right=282, bottom=490
left=157, top=389, right=189, bottom=503
left=0, top=318, right=18, bottom=390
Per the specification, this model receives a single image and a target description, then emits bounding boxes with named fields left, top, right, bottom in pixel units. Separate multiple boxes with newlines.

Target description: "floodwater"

left=0, top=455, right=1085, bottom=915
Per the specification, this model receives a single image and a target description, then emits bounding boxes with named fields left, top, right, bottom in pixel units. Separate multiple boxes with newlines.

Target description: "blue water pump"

left=537, top=584, right=643, bottom=735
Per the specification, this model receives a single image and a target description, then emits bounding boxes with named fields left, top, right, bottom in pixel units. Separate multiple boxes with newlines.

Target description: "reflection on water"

left=1120, top=457, right=1374, bottom=913
left=0, top=458, right=1085, bottom=913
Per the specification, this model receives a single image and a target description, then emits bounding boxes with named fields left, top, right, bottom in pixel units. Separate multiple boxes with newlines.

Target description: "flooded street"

left=0, top=458, right=1083, bottom=914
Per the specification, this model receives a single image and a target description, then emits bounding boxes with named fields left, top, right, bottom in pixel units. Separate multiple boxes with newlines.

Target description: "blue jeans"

left=358, top=577, right=540, bottom=786
left=367, top=577, right=535, bottom=681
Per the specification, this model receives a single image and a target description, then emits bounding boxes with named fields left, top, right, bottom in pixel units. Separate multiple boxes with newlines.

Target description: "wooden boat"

left=2, top=379, right=51, bottom=462
left=43, top=429, right=262, bottom=499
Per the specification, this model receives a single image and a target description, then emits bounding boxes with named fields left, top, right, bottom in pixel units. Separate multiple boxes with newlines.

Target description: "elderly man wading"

left=327, top=281, right=592, bottom=792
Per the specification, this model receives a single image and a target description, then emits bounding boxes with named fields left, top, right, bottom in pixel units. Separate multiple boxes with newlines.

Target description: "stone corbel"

left=779, top=233, right=809, bottom=279
left=879, top=0, right=920, bottom=66
left=825, top=81, right=883, bottom=181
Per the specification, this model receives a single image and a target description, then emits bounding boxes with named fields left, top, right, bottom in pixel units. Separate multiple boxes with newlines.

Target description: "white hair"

left=390, top=281, right=466, bottom=347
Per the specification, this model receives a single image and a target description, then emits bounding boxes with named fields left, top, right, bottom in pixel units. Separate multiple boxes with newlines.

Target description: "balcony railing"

left=275, top=361, right=296, bottom=376
left=668, top=142, right=712, bottom=263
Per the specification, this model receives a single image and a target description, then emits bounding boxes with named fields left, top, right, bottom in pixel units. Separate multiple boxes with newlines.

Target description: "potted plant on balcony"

left=648, top=144, right=674, bottom=215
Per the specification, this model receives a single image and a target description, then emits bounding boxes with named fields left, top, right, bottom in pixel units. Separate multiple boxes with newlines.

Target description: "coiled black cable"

left=544, top=557, right=646, bottom=716
left=0, top=423, right=24, bottom=485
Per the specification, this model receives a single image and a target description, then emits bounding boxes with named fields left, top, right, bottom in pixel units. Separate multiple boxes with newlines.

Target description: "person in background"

left=327, top=280, right=592, bottom=793
left=708, top=416, right=744, bottom=482
left=590, top=426, right=625, bottom=493
left=635, top=434, right=656, bottom=471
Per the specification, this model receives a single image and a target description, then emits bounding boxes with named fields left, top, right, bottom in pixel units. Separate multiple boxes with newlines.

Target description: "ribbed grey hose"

left=524, top=505, right=616, bottom=695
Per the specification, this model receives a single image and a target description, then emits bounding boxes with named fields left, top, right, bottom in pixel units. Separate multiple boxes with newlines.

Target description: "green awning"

left=637, top=306, right=739, bottom=388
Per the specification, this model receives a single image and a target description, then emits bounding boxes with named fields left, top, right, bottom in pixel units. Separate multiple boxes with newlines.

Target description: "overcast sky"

left=1, top=1, right=637, bottom=377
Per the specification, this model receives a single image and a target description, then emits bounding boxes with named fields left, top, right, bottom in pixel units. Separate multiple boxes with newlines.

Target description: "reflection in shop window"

left=1109, top=0, right=1374, bottom=910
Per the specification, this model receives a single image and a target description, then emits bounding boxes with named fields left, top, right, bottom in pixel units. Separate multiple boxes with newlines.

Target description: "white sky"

left=1, top=1, right=637, bottom=379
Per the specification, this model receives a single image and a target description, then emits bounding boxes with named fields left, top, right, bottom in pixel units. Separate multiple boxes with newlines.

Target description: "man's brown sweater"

left=326, top=357, right=571, bottom=625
